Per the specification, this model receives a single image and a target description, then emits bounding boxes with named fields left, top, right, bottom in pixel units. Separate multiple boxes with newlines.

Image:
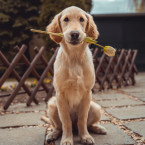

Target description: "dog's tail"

left=41, top=115, right=50, bottom=124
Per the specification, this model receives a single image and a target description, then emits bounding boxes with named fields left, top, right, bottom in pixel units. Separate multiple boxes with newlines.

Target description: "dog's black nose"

left=70, top=31, right=80, bottom=39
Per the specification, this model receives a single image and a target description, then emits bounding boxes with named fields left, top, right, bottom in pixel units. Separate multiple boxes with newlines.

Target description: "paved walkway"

left=0, top=73, right=145, bottom=145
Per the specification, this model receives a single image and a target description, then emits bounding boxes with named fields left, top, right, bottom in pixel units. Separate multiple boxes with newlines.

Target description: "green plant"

left=0, top=0, right=41, bottom=51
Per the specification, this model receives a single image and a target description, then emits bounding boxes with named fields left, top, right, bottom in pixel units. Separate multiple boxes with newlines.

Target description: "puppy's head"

left=46, top=6, right=99, bottom=46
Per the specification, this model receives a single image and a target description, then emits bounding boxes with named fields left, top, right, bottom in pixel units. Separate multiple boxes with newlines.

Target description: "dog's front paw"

left=80, top=134, right=95, bottom=145
left=61, top=138, right=73, bottom=145
left=46, top=130, right=61, bottom=144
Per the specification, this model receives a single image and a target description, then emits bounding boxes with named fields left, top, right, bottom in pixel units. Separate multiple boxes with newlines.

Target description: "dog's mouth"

left=69, top=40, right=81, bottom=45
left=69, top=38, right=84, bottom=45
left=64, top=34, right=85, bottom=46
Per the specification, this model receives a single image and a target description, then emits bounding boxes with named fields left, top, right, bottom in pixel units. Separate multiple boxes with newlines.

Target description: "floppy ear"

left=46, top=13, right=62, bottom=44
left=86, top=14, right=99, bottom=40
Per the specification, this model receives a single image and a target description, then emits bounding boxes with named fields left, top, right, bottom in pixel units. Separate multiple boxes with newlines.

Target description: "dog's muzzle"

left=70, top=31, right=80, bottom=45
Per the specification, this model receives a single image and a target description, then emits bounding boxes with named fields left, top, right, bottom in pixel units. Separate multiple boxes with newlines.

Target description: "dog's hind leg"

left=46, top=97, right=62, bottom=144
left=87, top=101, right=107, bottom=135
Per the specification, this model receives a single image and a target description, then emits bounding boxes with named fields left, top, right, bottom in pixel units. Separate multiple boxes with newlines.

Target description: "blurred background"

left=0, top=0, right=145, bottom=74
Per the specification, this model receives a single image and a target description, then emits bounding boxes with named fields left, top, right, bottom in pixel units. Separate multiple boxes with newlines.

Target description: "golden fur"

left=46, top=6, right=107, bottom=145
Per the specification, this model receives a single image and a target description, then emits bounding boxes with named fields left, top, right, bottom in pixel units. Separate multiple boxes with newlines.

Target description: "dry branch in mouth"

left=30, top=29, right=116, bottom=57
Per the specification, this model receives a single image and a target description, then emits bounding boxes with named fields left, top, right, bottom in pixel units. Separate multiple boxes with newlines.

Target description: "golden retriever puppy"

left=46, top=6, right=107, bottom=145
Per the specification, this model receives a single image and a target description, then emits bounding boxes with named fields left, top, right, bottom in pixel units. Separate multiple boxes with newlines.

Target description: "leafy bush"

left=0, top=0, right=41, bottom=51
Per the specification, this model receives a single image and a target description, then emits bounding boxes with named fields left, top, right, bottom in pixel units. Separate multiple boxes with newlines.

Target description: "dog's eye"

left=80, top=17, right=84, bottom=22
left=64, top=17, right=69, bottom=22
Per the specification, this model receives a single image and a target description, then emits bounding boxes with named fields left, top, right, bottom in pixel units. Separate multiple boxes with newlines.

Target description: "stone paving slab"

left=101, top=114, right=110, bottom=121
left=140, top=97, right=145, bottom=102
left=126, top=92, right=145, bottom=98
left=0, top=127, right=46, bottom=145
left=0, top=102, right=46, bottom=112
left=125, top=121, right=145, bottom=137
left=54, top=123, right=135, bottom=145
left=121, top=87, right=145, bottom=93
left=96, top=98, right=145, bottom=108
left=106, top=105, right=145, bottom=120
left=0, top=112, right=44, bottom=127
left=135, top=73, right=145, bottom=82
left=93, top=93, right=127, bottom=101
